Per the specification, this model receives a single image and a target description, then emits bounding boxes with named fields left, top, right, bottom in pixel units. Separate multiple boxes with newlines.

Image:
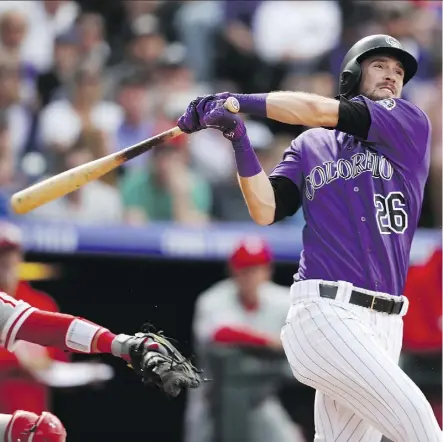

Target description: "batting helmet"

left=339, top=34, right=418, bottom=97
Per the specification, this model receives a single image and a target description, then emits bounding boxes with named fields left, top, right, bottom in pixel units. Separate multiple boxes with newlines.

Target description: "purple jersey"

left=269, top=97, right=431, bottom=295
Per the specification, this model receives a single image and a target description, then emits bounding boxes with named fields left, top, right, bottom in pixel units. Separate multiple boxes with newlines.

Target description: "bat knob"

left=223, top=96, right=240, bottom=114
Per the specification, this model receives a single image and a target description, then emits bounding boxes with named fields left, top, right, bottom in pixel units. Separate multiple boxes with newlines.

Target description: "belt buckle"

left=370, top=295, right=377, bottom=311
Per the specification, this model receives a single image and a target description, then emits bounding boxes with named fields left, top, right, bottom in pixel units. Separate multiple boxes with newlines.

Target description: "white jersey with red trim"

left=0, top=292, right=35, bottom=351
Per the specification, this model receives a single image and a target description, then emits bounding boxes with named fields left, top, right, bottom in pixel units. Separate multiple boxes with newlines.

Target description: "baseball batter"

left=177, top=35, right=442, bottom=442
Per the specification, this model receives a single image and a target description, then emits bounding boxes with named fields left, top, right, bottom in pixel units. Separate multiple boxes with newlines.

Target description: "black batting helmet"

left=339, top=34, right=418, bottom=97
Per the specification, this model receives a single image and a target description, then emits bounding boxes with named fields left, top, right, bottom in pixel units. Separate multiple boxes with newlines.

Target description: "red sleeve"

left=213, top=326, right=271, bottom=347
left=14, top=310, right=115, bottom=354
left=30, top=292, right=71, bottom=362
left=37, top=301, right=71, bottom=362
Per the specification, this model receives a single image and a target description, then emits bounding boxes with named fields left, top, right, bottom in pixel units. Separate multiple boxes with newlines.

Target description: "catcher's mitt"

left=128, top=323, right=204, bottom=398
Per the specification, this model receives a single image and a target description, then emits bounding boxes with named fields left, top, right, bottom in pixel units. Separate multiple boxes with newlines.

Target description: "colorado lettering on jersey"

left=304, top=150, right=394, bottom=200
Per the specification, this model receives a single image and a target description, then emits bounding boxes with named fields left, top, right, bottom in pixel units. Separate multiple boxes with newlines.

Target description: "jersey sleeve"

left=268, top=138, right=304, bottom=190
left=358, top=96, right=431, bottom=169
left=33, top=293, right=71, bottom=362
left=0, top=292, right=36, bottom=351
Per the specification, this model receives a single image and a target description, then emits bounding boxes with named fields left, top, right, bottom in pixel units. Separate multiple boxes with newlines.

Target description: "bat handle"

left=223, top=96, right=240, bottom=114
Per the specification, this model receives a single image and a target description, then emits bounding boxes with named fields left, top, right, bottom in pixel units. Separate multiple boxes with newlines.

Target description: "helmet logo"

left=385, top=36, right=401, bottom=48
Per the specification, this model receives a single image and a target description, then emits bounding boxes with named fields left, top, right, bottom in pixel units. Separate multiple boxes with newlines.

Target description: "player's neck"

left=238, top=293, right=259, bottom=311
left=0, top=281, right=17, bottom=296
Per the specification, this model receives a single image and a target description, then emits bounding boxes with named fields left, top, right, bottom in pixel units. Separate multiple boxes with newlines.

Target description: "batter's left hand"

left=177, top=94, right=219, bottom=134
left=177, top=92, right=234, bottom=134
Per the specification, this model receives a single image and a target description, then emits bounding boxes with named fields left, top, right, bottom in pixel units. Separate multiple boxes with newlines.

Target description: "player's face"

left=359, top=55, right=404, bottom=100
left=232, top=265, right=271, bottom=299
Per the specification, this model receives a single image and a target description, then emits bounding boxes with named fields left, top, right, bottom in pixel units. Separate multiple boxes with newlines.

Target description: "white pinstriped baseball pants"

left=280, top=280, right=443, bottom=442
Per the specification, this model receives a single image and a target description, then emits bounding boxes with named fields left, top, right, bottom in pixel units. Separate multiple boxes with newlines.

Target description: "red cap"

left=229, top=236, right=272, bottom=270
left=0, top=221, right=22, bottom=250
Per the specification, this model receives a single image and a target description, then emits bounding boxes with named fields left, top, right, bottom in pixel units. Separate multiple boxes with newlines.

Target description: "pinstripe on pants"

left=280, top=280, right=443, bottom=442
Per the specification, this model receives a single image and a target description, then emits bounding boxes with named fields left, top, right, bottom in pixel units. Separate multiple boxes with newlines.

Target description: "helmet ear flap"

left=339, top=63, right=362, bottom=98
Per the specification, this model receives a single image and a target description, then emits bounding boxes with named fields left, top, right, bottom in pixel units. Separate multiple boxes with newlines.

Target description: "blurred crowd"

left=0, top=0, right=439, bottom=228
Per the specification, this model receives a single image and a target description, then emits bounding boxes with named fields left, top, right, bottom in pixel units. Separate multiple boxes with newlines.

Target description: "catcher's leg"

left=0, top=410, right=66, bottom=442
left=281, top=299, right=442, bottom=442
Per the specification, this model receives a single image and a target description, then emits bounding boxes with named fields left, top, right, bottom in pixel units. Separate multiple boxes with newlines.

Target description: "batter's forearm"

left=238, top=171, right=276, bottom=226
left=226, top=127, right=276, bottom=225
left=266, top=92, right=339, bottom=127
left=233, top=91, right=339, bottom=127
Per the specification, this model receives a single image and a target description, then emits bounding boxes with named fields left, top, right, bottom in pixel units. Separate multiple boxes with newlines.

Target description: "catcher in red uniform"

left=0, top=221, right=202, bottom=442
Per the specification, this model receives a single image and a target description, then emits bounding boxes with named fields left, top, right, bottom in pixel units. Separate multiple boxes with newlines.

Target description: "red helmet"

left=7, top=411, right=67, bottom=442
left=229, top=236, right=272, bottom=270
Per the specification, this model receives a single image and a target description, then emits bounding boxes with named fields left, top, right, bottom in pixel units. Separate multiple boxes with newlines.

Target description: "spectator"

left=213, top=0, right=268, bottom=92
left=0, top=53, right=33, bottom=176
left=75, top=12, right=110, bottom=69
left=121, top=0, right=162, bottom=21
left=155, top=43, right=210, bottom=131
left=0, top=9, right=36, bottom=105
left=105, top=13, right=167, bottom=98
left=30, top=136, right=123, bottom=224
left=38, top=64, right=123, bottom=170
left=0, top=10, right=27, bottom=60
left=20, top=0, right=79, bottom=75
left=252, top=1, right=342, bottom=73
left=114, top=71, right=156, bottom=171
left=120, top=142, right=212, bottom=225
left=36, top=30, right=81, bottom=107
left=184, top=237, right=305, bottom=442
left=174, top=0, right=223, bottom=84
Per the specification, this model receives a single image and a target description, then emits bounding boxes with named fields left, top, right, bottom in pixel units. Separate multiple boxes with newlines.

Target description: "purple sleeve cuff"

left=232, top=135, right=263, bottom=178
left=232, top=94, right=268, bottom=118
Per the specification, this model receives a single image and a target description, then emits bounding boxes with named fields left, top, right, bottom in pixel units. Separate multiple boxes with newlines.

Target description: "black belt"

left=319, top=284, right=403, bottom=315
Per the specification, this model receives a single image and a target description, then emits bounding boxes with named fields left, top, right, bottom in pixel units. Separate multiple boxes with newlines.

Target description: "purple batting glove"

left=177, top=95, right=221, bottom=134
left=201, top=99, right=247, bottom=142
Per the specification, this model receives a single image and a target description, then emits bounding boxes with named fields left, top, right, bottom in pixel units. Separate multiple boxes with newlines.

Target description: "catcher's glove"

left=112, top=324, right=203, bottom=398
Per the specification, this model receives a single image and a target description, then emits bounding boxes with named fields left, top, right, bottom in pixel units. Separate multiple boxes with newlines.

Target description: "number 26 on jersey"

left=374, top=191, right=408, bottom=234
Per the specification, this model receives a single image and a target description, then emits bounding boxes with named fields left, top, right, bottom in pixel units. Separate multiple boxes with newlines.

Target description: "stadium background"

left=0, top=1, right=440, bottom=441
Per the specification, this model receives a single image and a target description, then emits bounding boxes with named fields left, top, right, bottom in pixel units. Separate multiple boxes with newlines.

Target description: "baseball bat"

left=11, top=97, right=240, bottom=215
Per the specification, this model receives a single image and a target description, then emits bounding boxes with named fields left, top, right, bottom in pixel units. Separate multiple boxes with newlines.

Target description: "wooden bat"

left=11, top=97, right=240, bottom=215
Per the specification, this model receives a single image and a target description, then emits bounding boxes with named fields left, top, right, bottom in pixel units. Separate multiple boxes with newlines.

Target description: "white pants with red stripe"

left=281, top=280, right=443, bottom=442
